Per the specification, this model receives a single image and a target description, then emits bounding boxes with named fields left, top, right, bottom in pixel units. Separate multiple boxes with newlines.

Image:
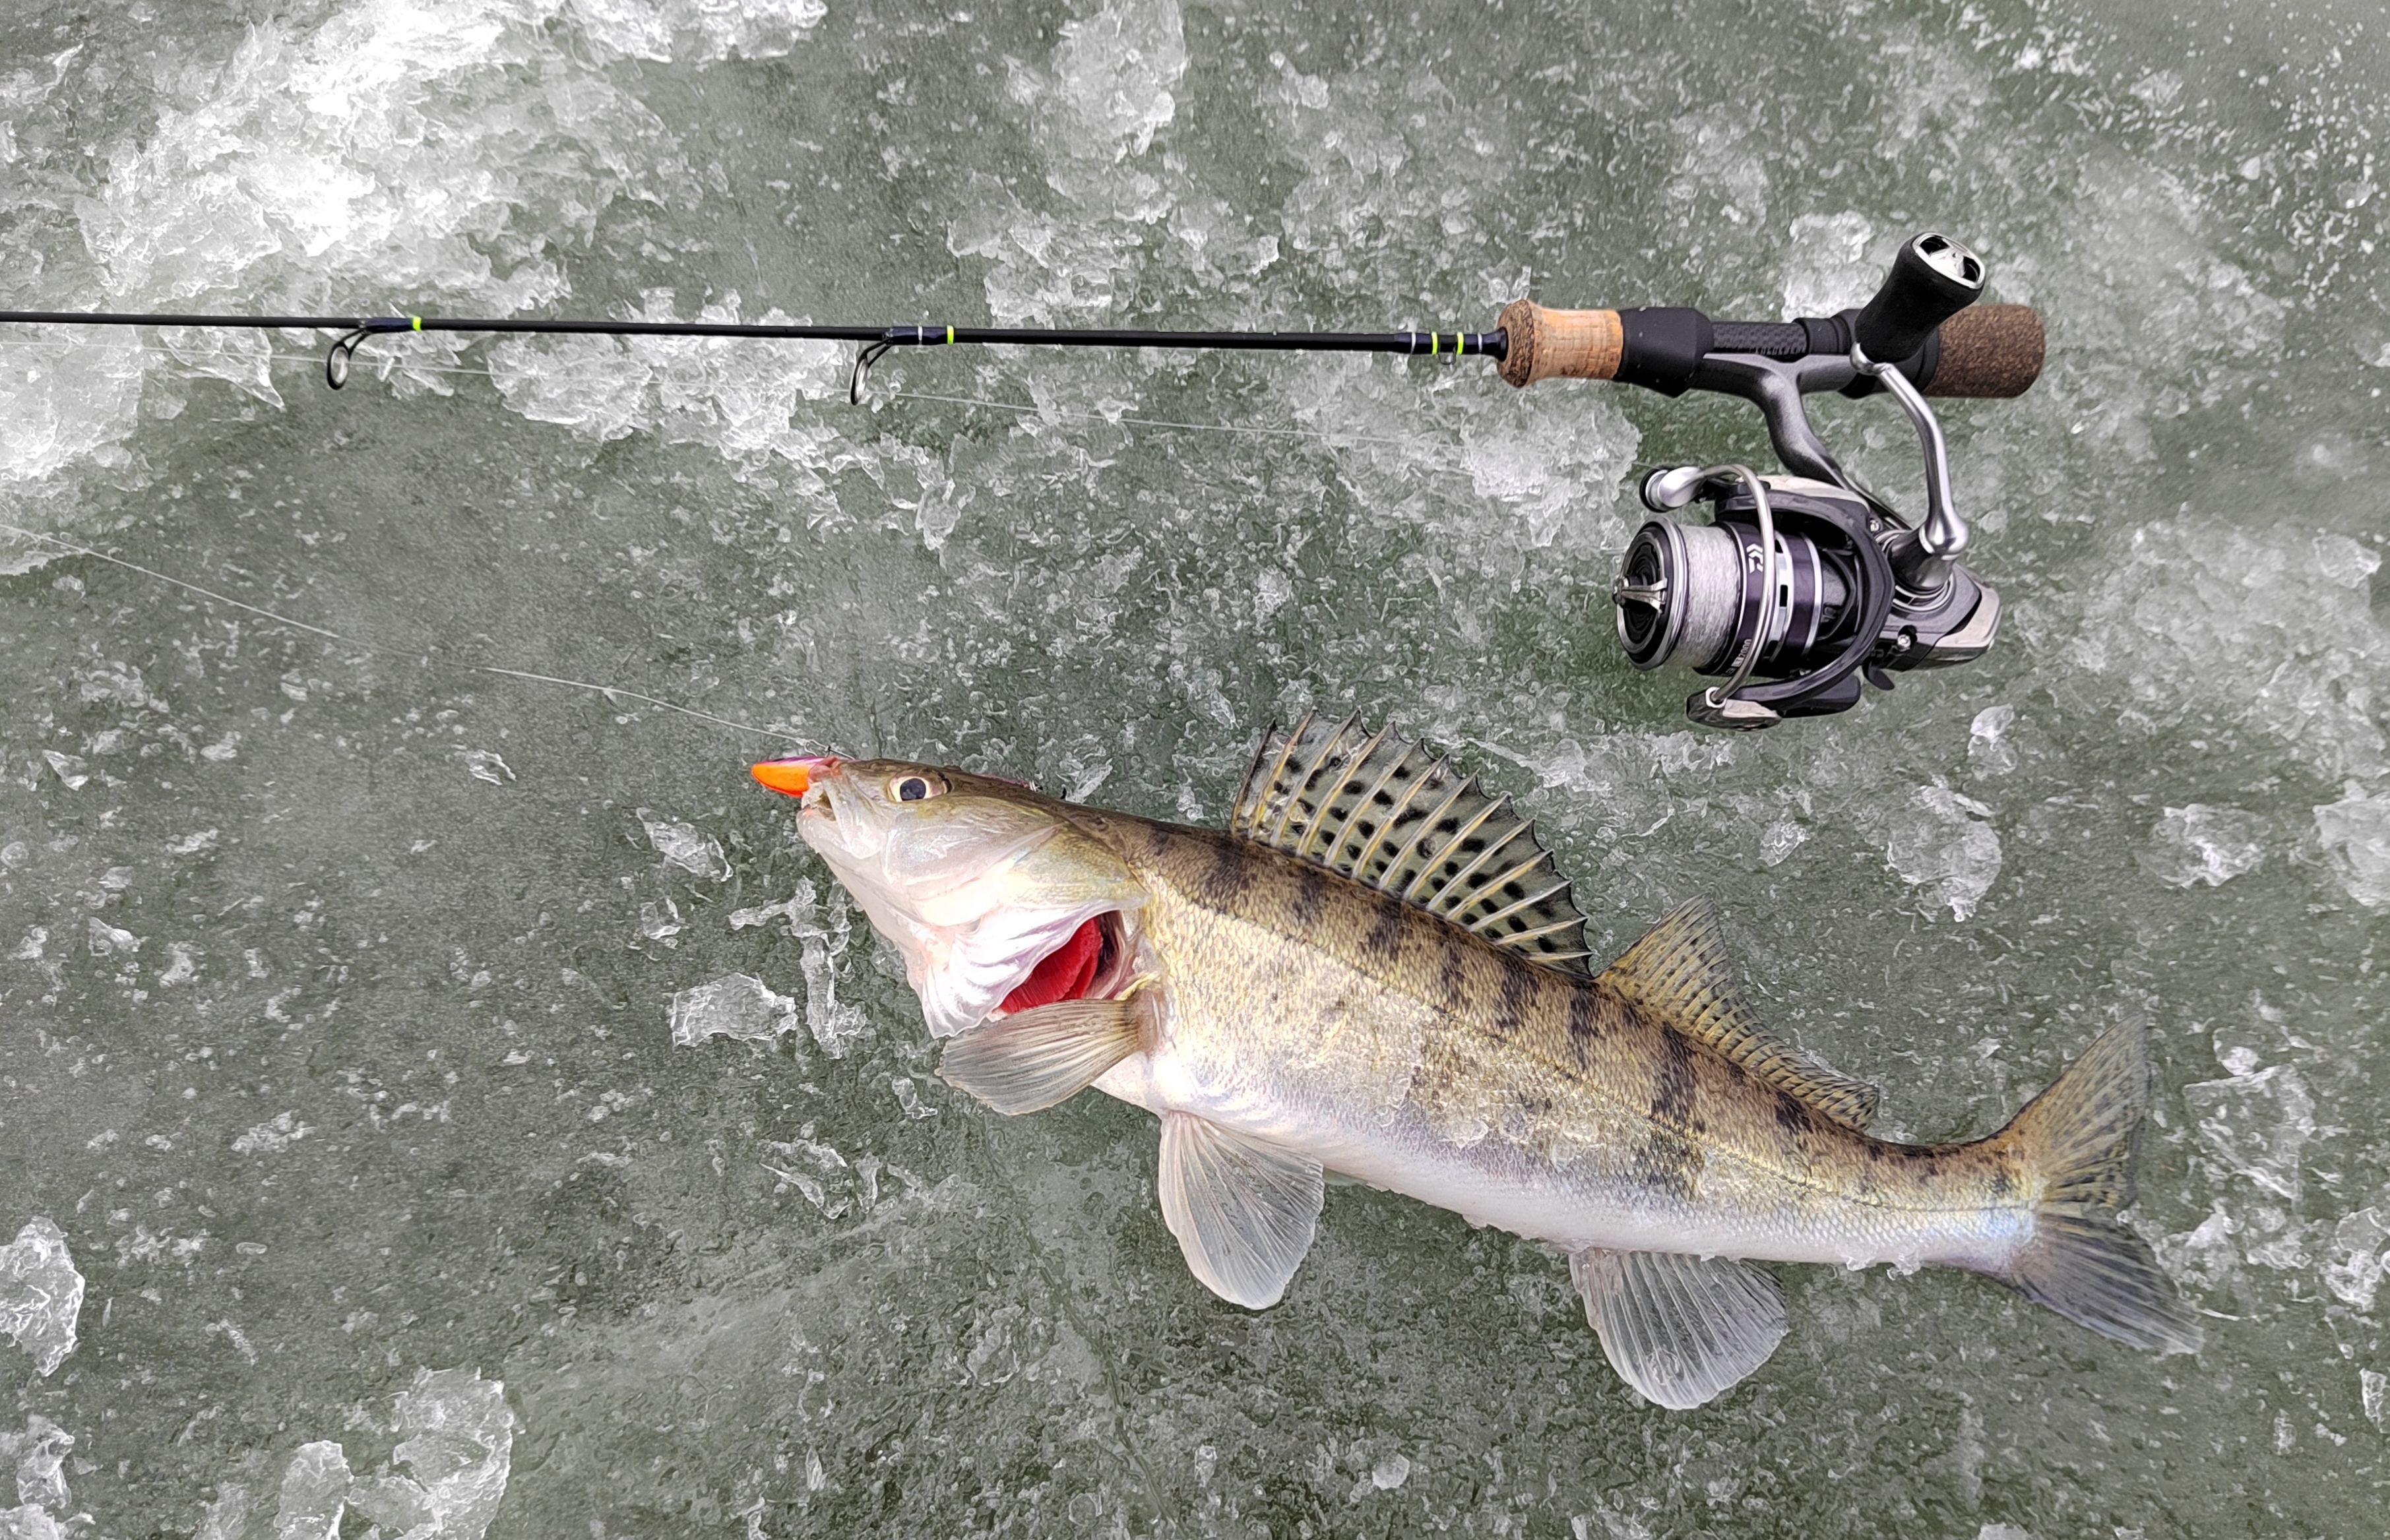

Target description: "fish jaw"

left=765, top=755, right=1148, bottom=1037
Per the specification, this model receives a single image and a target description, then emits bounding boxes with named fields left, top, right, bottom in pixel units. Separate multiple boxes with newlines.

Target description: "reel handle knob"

left=1854, top=232, right=1984, bottom=366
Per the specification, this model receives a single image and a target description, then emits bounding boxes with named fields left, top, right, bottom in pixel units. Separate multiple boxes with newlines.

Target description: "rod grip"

left=1922, top=304, right=2044, bottom=398
left=1496, top=301, right=1623, bottom=386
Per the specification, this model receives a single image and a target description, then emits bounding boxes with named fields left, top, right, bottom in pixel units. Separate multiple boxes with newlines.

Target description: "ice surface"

left=0, top=1220, right=81, bottom=1376
left=1882, top=784, right=2003, bottom=921
left=2184, top=1063, right=2315, bottom=1203
left=3, top=0, right=2389, bottom=1532
left=272, top=1442, right=351, bottom=1540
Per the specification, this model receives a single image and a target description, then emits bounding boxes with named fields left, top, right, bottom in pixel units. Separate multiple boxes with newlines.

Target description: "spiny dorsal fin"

left=1600, top=898, right=1880, bottom=1130
left=1230, top=714, right=1592, bottom=977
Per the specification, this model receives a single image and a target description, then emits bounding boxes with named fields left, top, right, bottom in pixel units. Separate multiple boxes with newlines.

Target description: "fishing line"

left=0, top=523, right=812, bottom=745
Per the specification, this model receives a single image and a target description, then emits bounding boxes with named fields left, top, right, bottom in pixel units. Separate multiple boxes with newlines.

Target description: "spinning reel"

left=1499, top=233, right=2043, bottom=728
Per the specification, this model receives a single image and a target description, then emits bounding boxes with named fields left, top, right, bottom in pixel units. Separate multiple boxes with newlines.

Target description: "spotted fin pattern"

left=1230, top=714, right=1592, bottom=975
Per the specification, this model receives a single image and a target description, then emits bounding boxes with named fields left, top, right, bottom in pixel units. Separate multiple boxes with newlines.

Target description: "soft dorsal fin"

left=1230, top=714, right=1592, bottom=976
left=1600, top=899, right=1880, bottom=1130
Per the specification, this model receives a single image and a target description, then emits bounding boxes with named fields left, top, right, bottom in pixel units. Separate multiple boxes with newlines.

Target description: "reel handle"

left=1922, top=304, right=2043, bottom=398
left=1852, top=232, right=1984, bottom=366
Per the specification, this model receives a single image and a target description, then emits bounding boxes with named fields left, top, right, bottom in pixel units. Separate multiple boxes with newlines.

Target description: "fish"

left=750, top=714, right=2201, bottom=1409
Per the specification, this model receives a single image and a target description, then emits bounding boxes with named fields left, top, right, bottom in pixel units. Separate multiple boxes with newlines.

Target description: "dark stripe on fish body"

left=1564, top=985, right=1602, bottom=1068
left=1362, top=892, right=1410, bottom=960
left=1492, top=960, right=1532, bottom=1041
left=1435, top=936, right=1470, bottom=1012
left=1201, top=838, right=1255, bottom=906
left=1633, top=1028, right=1705, bottom=1199
left=1289, top=863, right=1329, bottom=929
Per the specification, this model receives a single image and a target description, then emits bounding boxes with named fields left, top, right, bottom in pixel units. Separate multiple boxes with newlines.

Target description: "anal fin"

left=937, top=997, right=1145, bottom=1115
left=1160, top=1113, right=1325, bottom=1309
left=1568, top=1248, right=1788, bottom=1410
left=1600, top=898, right=1879, bottom=1131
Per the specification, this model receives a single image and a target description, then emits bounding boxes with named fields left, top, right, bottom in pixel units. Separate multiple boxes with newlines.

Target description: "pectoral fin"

left=937, top=997, right=1144, bottom=1115
left=1159, top=1113, right=1325, bottom=1309
left=1568, top=1248, right=1788, bottom=1410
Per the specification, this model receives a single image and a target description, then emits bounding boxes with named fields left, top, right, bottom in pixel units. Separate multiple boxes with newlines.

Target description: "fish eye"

left=893, top=775, right=935, bottom=802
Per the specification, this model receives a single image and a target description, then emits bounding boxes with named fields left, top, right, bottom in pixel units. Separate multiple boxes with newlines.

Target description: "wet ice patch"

left=667, top=973, right=797, bottom=1046
left=2145, top=804, right=2267, bottom=888
left=2313, top=783, right=2390, bottom=909
left=1779, top=211, right=1875, bottom=317
left=0, top=1219, right=82, bottom=1376
left=637, top=809, right=728, bottom=880
left=2183, top=1061, right=2313, bottom=1202
left=1882, top=784, right=2002, bottom=921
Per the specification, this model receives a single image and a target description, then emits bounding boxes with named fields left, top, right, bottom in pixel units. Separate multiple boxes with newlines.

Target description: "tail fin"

left=1992, top=1021, right=2203, bottom=1355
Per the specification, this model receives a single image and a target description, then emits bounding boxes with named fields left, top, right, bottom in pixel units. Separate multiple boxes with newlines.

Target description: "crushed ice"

left=0, top=1219, right=82, bottom=1377
left=668, top=973, right=798, bottom=1047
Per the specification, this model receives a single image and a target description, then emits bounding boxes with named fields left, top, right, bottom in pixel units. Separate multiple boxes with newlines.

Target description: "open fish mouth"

left=994, top=908, right=1136, bottom=1016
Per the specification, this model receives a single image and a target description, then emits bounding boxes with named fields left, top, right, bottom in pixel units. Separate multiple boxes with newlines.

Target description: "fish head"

left=752, top=755, right=1147, bottom=1037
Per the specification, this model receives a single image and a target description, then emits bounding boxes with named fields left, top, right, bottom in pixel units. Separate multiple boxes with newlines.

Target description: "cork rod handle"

left=1495, top=301, right=1623, bottom=387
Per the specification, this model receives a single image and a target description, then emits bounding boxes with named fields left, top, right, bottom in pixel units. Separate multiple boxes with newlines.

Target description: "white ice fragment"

left=39, top=753, right=84, bottom=791
left=200, top=734, right=241, bottom=762
left=456, top=749, right=514, bottom=785
left=637, top=809, right=728, bottom=880
left=385, top=1368, right=516, bottom=1540
left=193, top=1485, right=250, bottom=1540
left=86, top=918, right=140, bottom=956
left=1966, top=704, right=2019, bottom=776
left=0, top=1417, right=71, bottom=1511
left=0, top=1503, right=64, bottom=1540
left=0, top=845, right=23, bottom=869
left=1883, top=784, right=2002, bottom=921
left=272, top=1440, right=351, bottom=1540
left=1758, top=818, right=1807, bottom=867
left=0, top=1219, right=82, bottom=1375
left=233, top=1112, right=314, bottom=1155
left=2184, top=1063, right=2313, bottom=1202
left=667, top=973, right=797, bottom=1046
left=890, top=1076, right=937, bottom=1120
left=160, top=325, right=284, bottom=409
left=1370, top=1452, right=1411, bottom=1491
left=763, top=1136, right=852, bottom=1216
left=2313, top=532, right=2380, bottom=590
left=2321, top=1208, right=2387, bottom=1310
left=160, top=943, right=201, bottom=986
left=573, top=0, right=827, bottom=64
left=2364, top=1369, right=2387, bottom=1427
left=638, top=898, right=683, bottom=944
left=2314, top=784, right=2390, bottom=908
left=170, top=829, right=220, bottom=855
left=2146, top=805, right=2267, bottom=888
left=1976, top=1527, right=2035, bottom=1540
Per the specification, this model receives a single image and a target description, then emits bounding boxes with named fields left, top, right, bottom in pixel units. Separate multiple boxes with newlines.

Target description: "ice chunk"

left=193, top=1487, right=251, bottom=1540
left=233, top=1112, right=314, bottom=1155
left=571, top=0, right=828, bottom=64
left=637, top=810, right=727, bottom=880
left=763, top=1135, right=856, bottom=1216
left=0, top=1219, right=82, bottom=1376
left=40, top=753, right=84, bottom=791
left=0, top=1417, right=71, bottom=1511
left=2314, top=784, right=2390, bottom=908
left=1883, top=784, right=2002, bottom=921
left=385, top=1368, right=515, bottom=1540
left=456, top=750, right=514, bottom=786
left=2314, top=532, right=2380, bottom=590
left=2145, top=805, right=2267, bottom=888
left=1966, top=705, right=2019, bottom=776
left=2183, top=1063, right=2313, bottom=1202
left=889, top=1076, right=937, bottom=1120
left=667, top=973, right=797, bottom=1046
left=2321, top=1207, right=2387, bottom=1310
left=1370, top=1452, right=1412, bottom=1491
left=2365, top=1369, right=2388, bottom=1427
left=0, top=1503, right=65, bottom=1540
left=272, top=1441, right=351, bottom=1540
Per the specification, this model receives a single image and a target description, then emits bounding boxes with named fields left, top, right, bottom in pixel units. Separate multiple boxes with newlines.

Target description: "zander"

left=752, top=716, right=2199, bottom=1409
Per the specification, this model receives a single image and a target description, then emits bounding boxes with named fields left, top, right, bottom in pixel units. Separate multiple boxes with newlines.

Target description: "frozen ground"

left=0, top=0, right=2385, bottom=1535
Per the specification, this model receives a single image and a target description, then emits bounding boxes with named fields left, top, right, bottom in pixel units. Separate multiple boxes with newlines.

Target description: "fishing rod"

left=1, top=230, right=2044, bottom=731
